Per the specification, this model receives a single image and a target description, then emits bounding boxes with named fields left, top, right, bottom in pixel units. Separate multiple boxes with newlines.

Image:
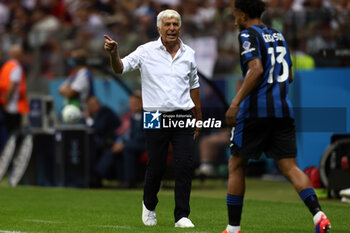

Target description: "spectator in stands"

left=85, top=96, right=120, bottom=142
left=85, top=95, right=121, bottom=187
left=90, top=91, right=146, bottom=188
left=45, top=0, right=71, bottom=24
left=115, top=91, right=146, bottom=188
left=73, top=3, right=106, bottom=40
left=331, top=0, right=350, bottom=63
left=303, top=0, right=335, bottom=54
left=59, top=49, right=94, bottom=111
left=0, top=2, right=10, bottom=33
left=28, top=6, right=60, bottom=48
left=0, top=0, right=348, bottom=79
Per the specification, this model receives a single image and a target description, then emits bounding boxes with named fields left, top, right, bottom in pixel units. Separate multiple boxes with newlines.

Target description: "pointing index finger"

left=104, top=35, right=112, bottom=41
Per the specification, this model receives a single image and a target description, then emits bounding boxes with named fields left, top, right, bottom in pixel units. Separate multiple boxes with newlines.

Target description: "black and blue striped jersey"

left=237, top=25, right=294, bottom=121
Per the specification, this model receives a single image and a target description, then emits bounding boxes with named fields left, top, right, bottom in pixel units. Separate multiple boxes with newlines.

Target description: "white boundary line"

left=184, top=232, right=208, bottom=233
left=0, top=230, right=30, bottom=233
left=90, top=224, right=132, bottom=229
left=24, top=219, right=59, bottom=224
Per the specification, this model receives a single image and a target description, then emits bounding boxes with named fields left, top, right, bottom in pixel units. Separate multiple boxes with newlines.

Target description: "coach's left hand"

left=225, top=105, right=239, bottom=127
left=194, top=127, right=201, bottom=140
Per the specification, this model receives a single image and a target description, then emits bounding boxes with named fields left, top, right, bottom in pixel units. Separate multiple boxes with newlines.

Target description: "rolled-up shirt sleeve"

left=189, top=60, right=200, bottom=90
left=121, top=45, right=143, bottom=74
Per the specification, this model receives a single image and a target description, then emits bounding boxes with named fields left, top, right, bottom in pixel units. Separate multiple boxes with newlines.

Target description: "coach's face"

left=233, top=8, right=246, bottom=31
left=158, top=17, right=180, bottom=45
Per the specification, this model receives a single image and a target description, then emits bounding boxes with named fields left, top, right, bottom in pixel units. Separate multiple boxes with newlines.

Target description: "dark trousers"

left=0, top=110, right=21, bottom=153
left=4, top=112, right=21, bottom=134
left=143, top=126, right=194, bottom=222
left=0, top=106, right=7, bottom=152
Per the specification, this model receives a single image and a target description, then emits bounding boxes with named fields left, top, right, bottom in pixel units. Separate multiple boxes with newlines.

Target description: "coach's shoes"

left=142, top=201, right=157, bottom=226
left=222, top=225, right=241, bottom=233
left=314, top=211, right=331, bottom=233
left=175, top=217, right=194, bottom=228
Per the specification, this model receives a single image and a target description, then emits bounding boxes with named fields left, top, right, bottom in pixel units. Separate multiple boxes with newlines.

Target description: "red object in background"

left=50, top=1, right=71, bottom=23
left=304, top=166, right=321, bottom=188
left=341, top=155, right=349, bottom=170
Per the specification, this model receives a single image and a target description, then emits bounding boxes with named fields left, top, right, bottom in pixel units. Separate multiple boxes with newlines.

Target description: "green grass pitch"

left=0, top=178, right=349, bottom=233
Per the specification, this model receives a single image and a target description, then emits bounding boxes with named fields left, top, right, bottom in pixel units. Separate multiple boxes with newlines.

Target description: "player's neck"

left=245, top=19, right=264, bottom=29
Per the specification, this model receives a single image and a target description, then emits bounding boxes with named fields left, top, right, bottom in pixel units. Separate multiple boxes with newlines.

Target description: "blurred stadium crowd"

left=0, top=0, right=349, bottom=186
left=0, top=0, right=349, bottom=85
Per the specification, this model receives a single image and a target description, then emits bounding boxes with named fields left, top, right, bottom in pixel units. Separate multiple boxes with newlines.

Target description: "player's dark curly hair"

left=235, top=0, right=266, bottom=19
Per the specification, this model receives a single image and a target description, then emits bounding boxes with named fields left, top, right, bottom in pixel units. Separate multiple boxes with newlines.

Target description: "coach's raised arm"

left=104, top=34, right=123, bottom=74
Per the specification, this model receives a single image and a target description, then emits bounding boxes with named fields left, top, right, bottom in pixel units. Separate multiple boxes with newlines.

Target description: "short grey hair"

left=156, top=9, right=182, bottom=29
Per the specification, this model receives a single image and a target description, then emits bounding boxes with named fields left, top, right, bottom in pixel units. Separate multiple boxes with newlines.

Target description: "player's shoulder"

left=75, top=67, right=90, bottom=79
left=239, top=29, right=252, bottom=39
left=238, top=29, right=261, bottom=42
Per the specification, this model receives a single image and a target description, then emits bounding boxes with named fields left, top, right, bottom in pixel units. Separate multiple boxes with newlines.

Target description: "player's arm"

left=104, top=35, right=123, bottom=74
left=232, top=58, right=263, bottom=106
left=59, top=85, right=79, bottom=99
left=226, top=58, right=263, bottom=126
left=190, top=87, right=202, bottom=139
left=289, top=68, right=293, bottom=83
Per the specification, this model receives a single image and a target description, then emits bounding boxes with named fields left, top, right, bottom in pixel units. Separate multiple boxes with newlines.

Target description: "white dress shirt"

left=122, top=37, right=200, bottom=112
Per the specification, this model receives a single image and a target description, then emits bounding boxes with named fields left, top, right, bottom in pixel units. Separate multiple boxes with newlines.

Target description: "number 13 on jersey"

left=267, top=46, right=289, bottom=84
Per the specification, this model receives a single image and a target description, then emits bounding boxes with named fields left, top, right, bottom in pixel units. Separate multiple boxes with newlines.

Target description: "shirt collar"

left=156, top=37, right=186, bottom=52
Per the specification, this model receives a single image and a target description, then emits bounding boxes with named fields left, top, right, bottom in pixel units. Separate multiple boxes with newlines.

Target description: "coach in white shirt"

left=104, top=9, right=201, bottom=228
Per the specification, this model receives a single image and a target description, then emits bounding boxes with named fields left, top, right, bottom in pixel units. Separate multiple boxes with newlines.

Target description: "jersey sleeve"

left=238, top=30, right=261, bottom=64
